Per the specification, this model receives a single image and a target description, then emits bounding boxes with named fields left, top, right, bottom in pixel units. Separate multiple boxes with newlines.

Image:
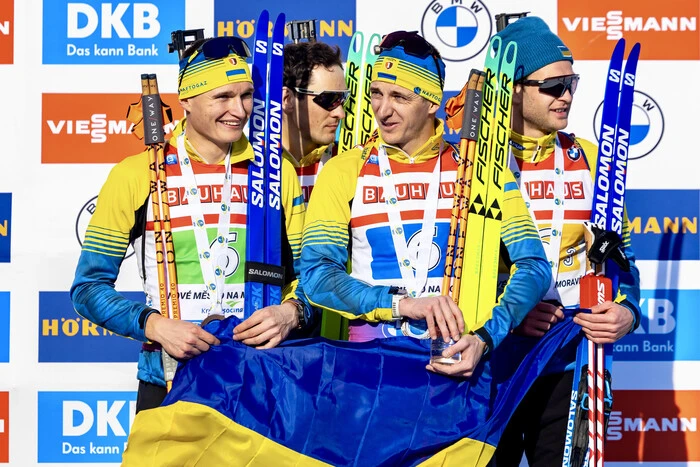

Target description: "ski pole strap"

left=585, top=223, right=630, bottom=271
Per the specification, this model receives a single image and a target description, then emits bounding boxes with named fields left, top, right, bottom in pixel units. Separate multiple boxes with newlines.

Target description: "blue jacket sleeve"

left=70, top=153, right=156, bottom=341
left=301, top=150, right=395, bottom=322
left=71, top=250, right=155, bottom=341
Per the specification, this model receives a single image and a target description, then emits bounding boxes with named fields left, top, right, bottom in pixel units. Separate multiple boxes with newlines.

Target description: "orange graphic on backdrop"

left=42, top=93, right=183, bottom=164
left=0, top=392, right=7, bottom=462
left=607, top=390, right=700, bottom=462
left=0, top=0, right=13, bottom=64
left=558, top=0, right=700, bottom=60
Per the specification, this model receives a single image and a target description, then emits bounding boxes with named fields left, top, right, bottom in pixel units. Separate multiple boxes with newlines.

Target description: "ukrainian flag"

left=123, top=317, right=582, bottom=466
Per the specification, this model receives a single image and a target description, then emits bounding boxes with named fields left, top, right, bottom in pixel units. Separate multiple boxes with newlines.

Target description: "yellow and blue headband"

left=178, top=37, right=253, bottom=99
left=371, top=45, right=445, bottom=105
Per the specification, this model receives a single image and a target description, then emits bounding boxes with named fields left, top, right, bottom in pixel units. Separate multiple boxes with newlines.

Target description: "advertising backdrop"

left=0, top=0, right=697, bottom=465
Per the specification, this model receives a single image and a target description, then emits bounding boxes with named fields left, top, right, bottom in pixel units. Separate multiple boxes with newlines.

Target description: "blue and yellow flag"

left=123, top=317, right=582, bottom=466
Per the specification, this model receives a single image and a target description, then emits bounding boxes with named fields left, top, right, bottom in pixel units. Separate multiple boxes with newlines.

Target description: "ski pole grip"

left=142, top=74, right=165, bottom=145
left=460, top=70, right=484, bottom=142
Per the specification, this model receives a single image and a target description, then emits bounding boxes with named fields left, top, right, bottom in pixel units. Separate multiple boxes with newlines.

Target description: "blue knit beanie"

left=494, top=16, right=573, bottom=81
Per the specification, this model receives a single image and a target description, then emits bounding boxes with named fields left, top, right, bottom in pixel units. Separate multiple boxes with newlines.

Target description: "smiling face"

left=370, top=81, right=438, bottom=155
left=179, top=81, right=254, bottom=160
left=513, top=60, right=576, bottom=138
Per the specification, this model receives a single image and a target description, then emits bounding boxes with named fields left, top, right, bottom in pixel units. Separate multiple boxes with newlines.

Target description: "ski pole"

left=443, top=70, right=484, bottom=304
left=129, top=74, right=180, bottom=392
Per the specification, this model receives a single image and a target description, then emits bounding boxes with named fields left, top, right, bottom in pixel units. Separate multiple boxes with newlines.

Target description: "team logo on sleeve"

left=421, top=0, right=492, bottom=62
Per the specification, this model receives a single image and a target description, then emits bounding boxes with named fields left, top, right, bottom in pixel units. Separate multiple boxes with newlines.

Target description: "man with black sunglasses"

left=301, top=31, right=550, bottom=379
left=281, top=40, right=347, bottom=203
left=490, top=16, right=641, bottom=466
left=71, top=35, right=312, bottom=412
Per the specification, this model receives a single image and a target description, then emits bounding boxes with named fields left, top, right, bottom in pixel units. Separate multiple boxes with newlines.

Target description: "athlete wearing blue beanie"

left=489, top=15, right=641, bottom=467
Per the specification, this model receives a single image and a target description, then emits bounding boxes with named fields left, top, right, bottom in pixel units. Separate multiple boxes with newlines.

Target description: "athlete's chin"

left=378, top=126, right=402, bottom=146
left=549, top=118, right=569, bottom=132
left=218, top=127, right=244, bottom=144
left=314, top=131, right=336, bottom=146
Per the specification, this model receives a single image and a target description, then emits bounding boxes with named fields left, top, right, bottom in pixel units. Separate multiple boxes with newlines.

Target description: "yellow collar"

left=374, top=120, right=446, bottom=163
left=509, top=130, right=557, bottom=163
left=284, top=144, right=332, bottom=168
left=170, top=117, right=254, bottom=165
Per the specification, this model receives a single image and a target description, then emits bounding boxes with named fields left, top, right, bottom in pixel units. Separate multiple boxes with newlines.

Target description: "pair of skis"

left=442, top=37, right=517, bottom=332
left=565, top=38, right=641, bottom=467
left=320, top=30, right=381, bottom=340
left=244, top=11, right=286, bottom=317
left=337, top=31, right=381, bottom=153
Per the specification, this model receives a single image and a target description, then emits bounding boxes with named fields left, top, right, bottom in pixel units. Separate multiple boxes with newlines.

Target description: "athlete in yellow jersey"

left=70, top=35, right=312, bottom=412
left=301, top=31, right=552, bottom=378
left=491, top=17, right=641, bottom=466
left=281, top=40, right=347, bottom=203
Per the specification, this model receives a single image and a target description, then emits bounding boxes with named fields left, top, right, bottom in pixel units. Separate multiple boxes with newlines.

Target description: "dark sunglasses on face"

left=294, top=87, right=349, bottom=111
left=519, top=74, right=580, bottom=98
left=178, top=36, right=252, bottom=90
left=373, top=30, right=444, bottom=88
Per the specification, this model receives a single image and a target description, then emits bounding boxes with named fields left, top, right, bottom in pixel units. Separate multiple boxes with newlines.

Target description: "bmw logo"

left=421, top=0, right=492, bottom=62
left=593, top=90, right=664, bottom=160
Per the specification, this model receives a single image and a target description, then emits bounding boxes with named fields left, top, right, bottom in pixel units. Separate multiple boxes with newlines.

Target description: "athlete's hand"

left=399, top=296, right=464, bottom=343
left=233, top=301, right=298, bottom=349
left=145, top=313, right=220, bottom=360
left=514, top=301, right=565, bottom=337
left=426, top=334, right=487, bottom=378
left=574, top=301, right=634, bottom=343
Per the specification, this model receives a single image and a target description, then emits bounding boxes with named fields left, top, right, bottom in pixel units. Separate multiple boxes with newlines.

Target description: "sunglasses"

left=294, top=87, right=349, bottom=111
left=519, top=74, right=580, bottom=98
left=373, top=31, right=444, bottom=88
left=178, top=36, right=252, bottom=91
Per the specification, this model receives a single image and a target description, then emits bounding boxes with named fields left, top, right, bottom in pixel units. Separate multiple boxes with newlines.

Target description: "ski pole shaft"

left=443, top=70, right=482, bottom=300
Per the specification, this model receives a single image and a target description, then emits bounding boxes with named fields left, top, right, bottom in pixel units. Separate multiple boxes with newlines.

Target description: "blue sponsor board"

left=39, top=292, right=144, bottom=362
left=0, top=193, right=10, bottom=263
left=626, top=190, right=699, bottom=261
left=42, top=0, right=184, bottom=64
left=214, top=0, right=355, bottom=60
left=38, top=391, right=136, bottom=463
left=614, top=290, right=700, bottom=361
left=0, top=292, right=8, bottom=362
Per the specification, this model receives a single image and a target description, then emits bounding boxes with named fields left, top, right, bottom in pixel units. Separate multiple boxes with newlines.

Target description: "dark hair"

left=283, top=42, right=343, bottom=90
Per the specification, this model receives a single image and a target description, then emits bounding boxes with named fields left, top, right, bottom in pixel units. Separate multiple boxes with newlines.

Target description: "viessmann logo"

left=0, top=0, right=13, bottom=64
left=42, top=93, right=182, bottom=164
left=558, top=0, right=700, bottom=60
left=608, top=390, right=700, bottom=462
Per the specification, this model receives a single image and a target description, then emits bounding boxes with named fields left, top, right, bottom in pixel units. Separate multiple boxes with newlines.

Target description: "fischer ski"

left=458, top=36, right=517, bottom=330
left=338, top=31, right=380, bottom=153
left=565, top=38, right=641, bottom=467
